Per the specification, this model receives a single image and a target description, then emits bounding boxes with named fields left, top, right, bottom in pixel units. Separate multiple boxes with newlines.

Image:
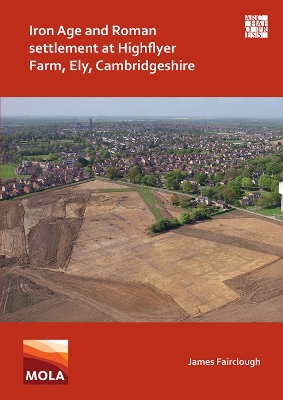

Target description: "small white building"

left=279, top=182, right=283, bottom=211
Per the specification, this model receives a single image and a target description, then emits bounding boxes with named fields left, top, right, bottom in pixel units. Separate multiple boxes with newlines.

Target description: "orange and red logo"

left=23, top=340, right=68, bottom=385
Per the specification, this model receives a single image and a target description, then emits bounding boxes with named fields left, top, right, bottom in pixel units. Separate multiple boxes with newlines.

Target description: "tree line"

left=149, top=209, right=211, bottom=234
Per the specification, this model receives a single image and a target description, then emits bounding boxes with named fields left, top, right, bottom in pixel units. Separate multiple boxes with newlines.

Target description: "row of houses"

left=0, top=163, right=90, bottom=200
left=195, top=196, right=228, bottom=209
left=239, top=192, right=261, bottom=207
left=16, top=161, right=42, bottom=175
left=195, top=191, right=262, bottom=208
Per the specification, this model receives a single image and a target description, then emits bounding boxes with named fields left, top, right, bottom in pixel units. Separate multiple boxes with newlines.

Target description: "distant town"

left=1, top=117, right=283, bottom=215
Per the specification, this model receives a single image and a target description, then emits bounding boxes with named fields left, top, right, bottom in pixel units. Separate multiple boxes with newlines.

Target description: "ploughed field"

left=1, top=180, right=283, bottom=322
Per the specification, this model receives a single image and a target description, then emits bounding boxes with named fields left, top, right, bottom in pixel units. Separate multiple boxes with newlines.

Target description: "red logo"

left=23, top=340, right=68, bottom=385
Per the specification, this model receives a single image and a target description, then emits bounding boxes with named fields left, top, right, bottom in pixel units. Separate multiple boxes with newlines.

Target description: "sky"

left=1, top=97, right=283, bottom=118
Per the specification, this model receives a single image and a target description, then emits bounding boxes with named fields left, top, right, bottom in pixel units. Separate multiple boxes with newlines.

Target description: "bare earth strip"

left=194, top=294, right=283, bottom=322
left=193, top=217, right=283, bottom=249
left=1, top=296, right=115, bottom=322
left=1, top=228, right=27, bottom=258
left=176, top=225, right=283, bottom=257
left=225, top=257, right=283, bottom=303
left=67, top=192, right=278, bottom=316
left=1, top=200, right=26, bottom=259
left=67, top=191, right=156, bottom=275
left=193, top=256, right=283, bottom=321
left=212, top=209, right=255, bottom=219
left=152, top=190, right=185, bottom=220
left=131, top=234, right=277, bottom=316
left=2, top=268, right=188, bottom=322
left=71, top=179, right=129, bottom=191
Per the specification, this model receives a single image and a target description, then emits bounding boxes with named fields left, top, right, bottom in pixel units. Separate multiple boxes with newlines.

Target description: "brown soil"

left=152, top=190, right=192, bottom=220
left=28, top=218, right=82, bottom=269
left=192, top=257, right=283, bottom=321
left=2, top=199, right=24, bottom=229
left=176, top=225, right=283, bottom=257
left=194, top=294, right=283, bottom=322
left=1, top=255, right=18, bottom=268
left=151, top=190, right=168, bottom=205
left=2, top=297, right=115, bottom=322
left=225, top=257, right=283, bottom=303
left=2, top=180, right=283, bottom=322
left=2, top=190, right=90, bottom=269
left=1, top=274, right=55, bottom=317
left=152, top=190, right=174, bottom=205
left=2, top=268, right=189, bottom=322
left=193, top=217, right=283, bottom=249
left=212, top=209, right=253, bottom=219
left=71, top=179, right=129, bottom=191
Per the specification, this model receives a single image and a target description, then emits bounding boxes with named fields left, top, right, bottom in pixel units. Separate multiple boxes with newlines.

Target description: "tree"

left=270, top=180, right=280, bottom=192
left=255, top=195, right=271, bottom=207
left=227, top=180, right=242, bottom=197
left=141, top=175, right=149, bottom=185
left=268, top=191, right=281, bottom=205
left=194, top=173, right=206, bottom=185
left=179, top=196, right=189, bottom=208
left=241, top=177, right=253, bottom=189
left=46, top=154, right=58, bottom=162
left=170, top=218, right=181, bottom=228
left=217, top=186, right=236, bottom=203
left=258, top=175, right=274, bottom=191
left=241, top=168, right=253, bottom=178
left=101, top=149, right=111, bottom=159
left=266, top=162, right=281, bottom=176
left=180, top=212, right=191, bottom=224
left=164, top=170, right=183, bottom=190
left=126, top=166, right=141, bottom=182
left=158, top=218, right=173, bottom=231
left=77, top=157, right=89, bottom=167
left=14, top=153, right=23, bottom=164
left=201, top=187, right=216, bottom=199
left=105, top=166, right=117, bottom=179
left=182, top=180, right=193, bottom=193
left=225, top=169, right=241, bottom=180
left=164, top=175, right=176, bottom=190
left=149, top=217, right=180, bottom=234
left=147, top=174, right=157, bottom=187
left=215, top=171, right=224, bottom=181
left=142, top=174, right=157, bottom=187
left=134, top=173, right=143, bottom=184
left=190, top=208, right=210, bottom=221
left=149, top=223, right=158, bottom=234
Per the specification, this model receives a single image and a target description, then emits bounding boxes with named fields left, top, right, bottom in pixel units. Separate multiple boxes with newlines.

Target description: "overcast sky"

left=2, top=97, right=283, bottom=118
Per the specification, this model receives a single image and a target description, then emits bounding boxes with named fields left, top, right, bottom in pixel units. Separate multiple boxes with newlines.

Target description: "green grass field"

left=1, top=164, right=35, bottom=180
left=137, top=188, right=163, bottom=222
left=255, top=205, right=283, bottom=217
left=150, top=207, right=164, bottom=222
left=137, top=188, right=157, bottom=206
left=0, top=164, right=17, bottom=179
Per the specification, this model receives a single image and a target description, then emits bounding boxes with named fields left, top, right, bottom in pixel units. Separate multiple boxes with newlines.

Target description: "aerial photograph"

left=1, top=97, right=283, bottom=322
